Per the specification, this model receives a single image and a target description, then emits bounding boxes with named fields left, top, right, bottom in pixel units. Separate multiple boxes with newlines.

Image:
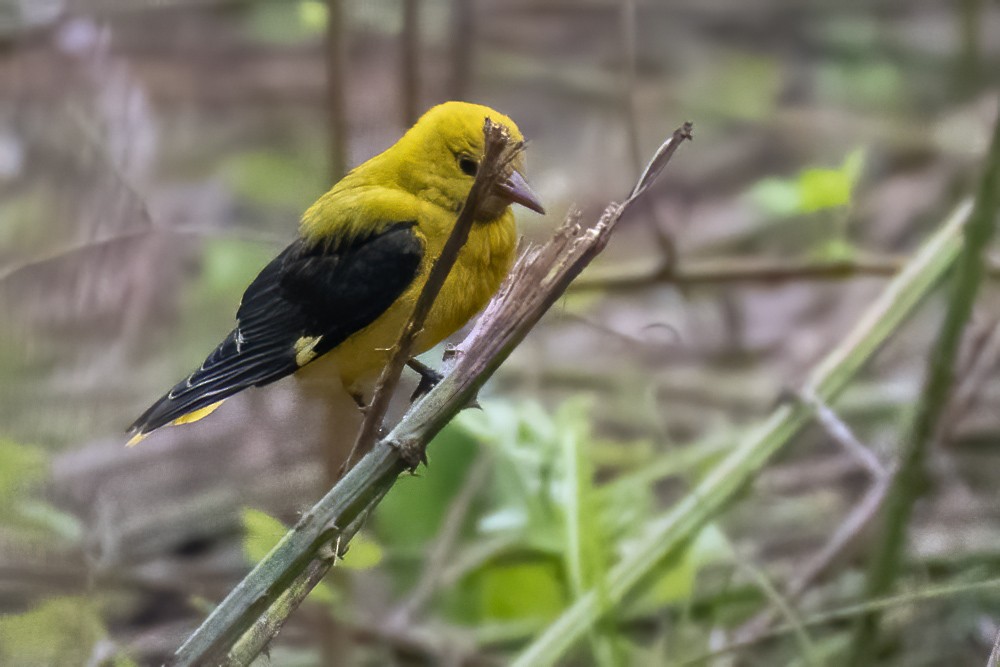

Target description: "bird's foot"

left=407, top=358, right=444, bottom=402
left=349, top=391, right=368, bottom=413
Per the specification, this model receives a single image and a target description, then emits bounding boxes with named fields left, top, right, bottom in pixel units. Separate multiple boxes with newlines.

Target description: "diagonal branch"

left=170, top=123, right=694, bottom=667
left=341, top=118, right=521, bottom=473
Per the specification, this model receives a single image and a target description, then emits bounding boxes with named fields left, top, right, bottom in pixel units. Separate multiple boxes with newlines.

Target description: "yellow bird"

left=127, top=101, right=544, bottom=446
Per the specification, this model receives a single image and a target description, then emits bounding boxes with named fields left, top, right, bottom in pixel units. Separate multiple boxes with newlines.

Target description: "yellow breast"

left=298, top=206, right=517, bottom=393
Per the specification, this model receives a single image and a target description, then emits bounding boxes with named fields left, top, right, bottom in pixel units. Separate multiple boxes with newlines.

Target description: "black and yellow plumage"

left=127, top=101, right=543, bottom=446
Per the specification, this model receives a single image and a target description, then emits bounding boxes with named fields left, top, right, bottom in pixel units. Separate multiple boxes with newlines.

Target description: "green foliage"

left=480, top=560, right=567, bottom=622
left=749, top=148, right=866, bottom=216
left=0, top=439, right=82, bottom=544
left=242, top=0, right=326, bottom=45
left=374, top=423, right=480, bottom=553
left=0, top=438, right=46, bottom=506
left=0, top=596, right=135, bottom=667
left=369, top=399, right=730, bottom=662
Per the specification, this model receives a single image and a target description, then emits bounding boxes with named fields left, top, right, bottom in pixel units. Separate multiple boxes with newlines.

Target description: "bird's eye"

left=458, top=157, right=478, bottom=177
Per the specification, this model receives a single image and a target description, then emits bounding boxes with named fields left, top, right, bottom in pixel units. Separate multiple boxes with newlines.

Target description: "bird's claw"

left=407, top=359, right=444, bottom=402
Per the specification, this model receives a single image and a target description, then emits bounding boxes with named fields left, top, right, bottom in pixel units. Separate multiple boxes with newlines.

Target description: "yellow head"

left=362, top=101, right=544, bottom=221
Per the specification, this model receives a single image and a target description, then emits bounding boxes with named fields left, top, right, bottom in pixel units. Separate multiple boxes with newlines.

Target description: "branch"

left=848, top=100, right=1000, bottom=664
left=342, top=118, right=520, bottom=473
left=170, top=123, right=694, bottom=666
left=571, top=255, right=902, bottom=290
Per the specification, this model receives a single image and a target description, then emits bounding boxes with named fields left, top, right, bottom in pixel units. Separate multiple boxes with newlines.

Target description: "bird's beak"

left=497, top=169, right=546, bottom=215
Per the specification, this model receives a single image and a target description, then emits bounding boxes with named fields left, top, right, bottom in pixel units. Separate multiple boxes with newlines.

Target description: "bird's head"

left=392, top=101, right=545, bottom=221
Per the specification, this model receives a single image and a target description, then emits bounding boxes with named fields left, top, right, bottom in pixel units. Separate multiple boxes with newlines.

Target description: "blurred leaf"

left=798, top=165, right=852, bottom=213
left=748, top=177, right=803, bottom=217
left=627, top=524, right=730, bottom=612
left=749, top=148, right=866, bottom=216
left=13, top=500, right=84, bottom=544
left=242, top=507, right=287, bottom=564
left=480, top=560, right=566, bottom=622
left=340, top=531, right=383, bottom=571
left=458, top=401, right=564, bottom=554
left=243, top=1, right=326, bottom=45
left=0, top=438, right=45, bottom=507
left=241, top=508, right=337, bottom=606
left=0, top=596, right=108, bottom=667
left=555, top=399, right=620, bottom=666
left=298, top=0, right=327, bottom=32
left=810, top=236, right=858, bottom=262
left=374, top=422, right=479, bottom=552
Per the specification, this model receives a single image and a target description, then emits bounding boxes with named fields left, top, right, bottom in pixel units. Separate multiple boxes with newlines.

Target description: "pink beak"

left=497, top=169, right=546, bottom=214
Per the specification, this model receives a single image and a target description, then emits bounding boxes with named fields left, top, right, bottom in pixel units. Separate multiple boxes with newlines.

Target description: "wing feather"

left=127, top=221, right=423, bottom=438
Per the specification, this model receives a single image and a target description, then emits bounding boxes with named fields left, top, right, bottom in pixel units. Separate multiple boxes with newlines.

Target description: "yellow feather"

left=171, top=400, right=225, bottom=426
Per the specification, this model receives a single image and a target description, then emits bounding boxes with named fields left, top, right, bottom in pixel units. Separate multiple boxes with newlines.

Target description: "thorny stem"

left=341, top=119, right=521, bottom=474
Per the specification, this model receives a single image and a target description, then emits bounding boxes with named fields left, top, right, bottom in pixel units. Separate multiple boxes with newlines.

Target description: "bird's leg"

left=349, top=391, right=368, bottom=413
left=407, top=358, right=444, bottom=402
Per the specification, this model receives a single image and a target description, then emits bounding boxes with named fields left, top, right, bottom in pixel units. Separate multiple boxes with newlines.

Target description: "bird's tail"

left=126, top=393, right=228, bottom=447
left=126, top=328, right=296, bottom=446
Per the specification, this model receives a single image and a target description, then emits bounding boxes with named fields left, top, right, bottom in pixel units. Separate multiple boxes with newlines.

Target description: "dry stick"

left=171, top=123, right=693, bottom=667
left=848, top=103, right=1000, bottom=665
left=736, top=393, right=893, bottom=643
left=340, top=120, right=520, bottom=475
left=573, top=254, right=912, bottom=291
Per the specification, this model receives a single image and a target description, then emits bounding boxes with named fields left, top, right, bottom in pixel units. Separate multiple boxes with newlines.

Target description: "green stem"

left=511, top=199, right=974, bottom=667
left=847, top=104, right=1000, bottom=665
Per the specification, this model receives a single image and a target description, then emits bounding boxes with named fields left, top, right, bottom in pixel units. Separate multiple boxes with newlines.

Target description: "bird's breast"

left=308, top=213, right=517, bottom=393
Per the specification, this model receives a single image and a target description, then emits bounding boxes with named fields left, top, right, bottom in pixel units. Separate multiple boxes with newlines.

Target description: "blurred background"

left=2, top=0, right=1000, bottom=665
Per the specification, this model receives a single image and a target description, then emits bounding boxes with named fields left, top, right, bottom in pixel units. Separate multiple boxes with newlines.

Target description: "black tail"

left=126, top=328, right=298, bottom=441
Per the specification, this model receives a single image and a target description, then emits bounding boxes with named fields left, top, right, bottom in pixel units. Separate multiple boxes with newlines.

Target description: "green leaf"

left=298, top=0, right=327, bottom=32
left=797, top=167, right=852, bottom=213
left=627, top=523, right=730, bottom=611
left=480, top=560, right=566, bottom=622
left=374, top=421, right=479, bottom=552
left=798, top=147, right=866, bottom=213
left=339, top=531, right=383, bottom=571
left=748, top=177, right=802, bottom=216
left=243, top=1, right=326, bottom=45
left=0, top=597, right=108, bottom=667
left=0, top=438, right=46, bottom=507
left=749, top=148, right=866, bottom=216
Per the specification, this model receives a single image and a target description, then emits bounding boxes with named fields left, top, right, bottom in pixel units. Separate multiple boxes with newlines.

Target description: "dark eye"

left=458, top=157, right=478, bottom=177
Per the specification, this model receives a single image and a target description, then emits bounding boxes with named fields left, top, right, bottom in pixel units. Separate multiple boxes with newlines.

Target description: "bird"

left=126, top=101, right=544, bottom=447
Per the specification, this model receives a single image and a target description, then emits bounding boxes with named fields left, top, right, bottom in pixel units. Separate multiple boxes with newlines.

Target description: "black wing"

left=128, top=221, right=423, bottom=437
